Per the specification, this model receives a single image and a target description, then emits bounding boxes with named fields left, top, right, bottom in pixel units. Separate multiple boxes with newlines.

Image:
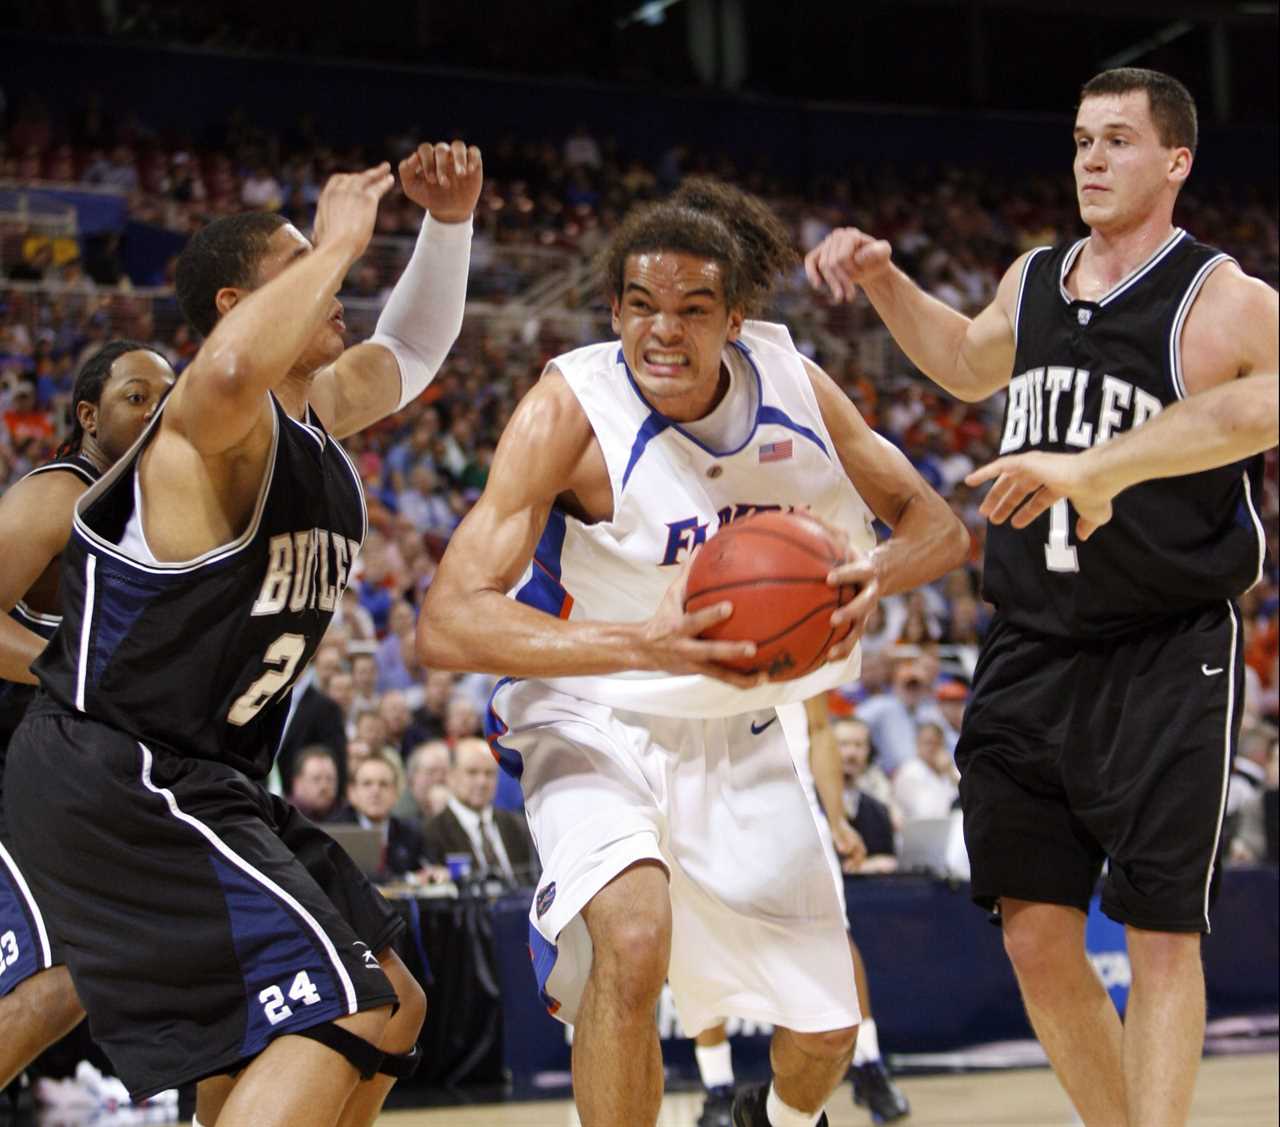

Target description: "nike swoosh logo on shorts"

left=1201, top=664, right=1224, bottom=676
left=750, top=716, right=777, bottom=735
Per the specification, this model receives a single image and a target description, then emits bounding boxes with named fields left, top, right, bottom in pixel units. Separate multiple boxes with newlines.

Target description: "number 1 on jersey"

left=1044, top=498, right=1080, bottom=573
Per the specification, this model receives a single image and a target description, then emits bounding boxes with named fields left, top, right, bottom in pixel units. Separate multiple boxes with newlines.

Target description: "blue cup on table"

left=445, top=853, right=473, bottom=883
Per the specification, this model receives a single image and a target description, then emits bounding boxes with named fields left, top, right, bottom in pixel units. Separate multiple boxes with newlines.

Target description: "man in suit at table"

left=332, top=749, right=430, bottom=883
left=423, top=737, right=536, bottom=886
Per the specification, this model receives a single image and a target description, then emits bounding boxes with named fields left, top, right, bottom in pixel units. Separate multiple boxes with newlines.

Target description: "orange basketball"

left=683, top=510, right=853, bottom=681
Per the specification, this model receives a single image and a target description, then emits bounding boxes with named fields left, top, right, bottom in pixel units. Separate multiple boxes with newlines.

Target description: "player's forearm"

left=369, top=215, right=473, bottom=410
left=1089, top=372, right=1279, bottom=497
left=418, top=589, right=654, bottom=678
left=195, top=242, right=355, bottom=397
left=869, top=491, right=970, bottom=599
left=0, top=617, right=44, bottom=684
left=862, top=267, right=985, bottom=399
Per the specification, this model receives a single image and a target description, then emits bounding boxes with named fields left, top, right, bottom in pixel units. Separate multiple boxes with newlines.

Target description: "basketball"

left=683, top=510, right=854, bottom=681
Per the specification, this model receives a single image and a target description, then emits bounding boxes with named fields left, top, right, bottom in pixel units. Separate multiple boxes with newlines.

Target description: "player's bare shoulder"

left=1180, top=259, right=1280, bottom=393
left=507, top=363, right=611, bottom=521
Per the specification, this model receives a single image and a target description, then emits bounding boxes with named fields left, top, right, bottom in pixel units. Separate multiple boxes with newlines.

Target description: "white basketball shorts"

left=489, top=678, right=859, bottom=1036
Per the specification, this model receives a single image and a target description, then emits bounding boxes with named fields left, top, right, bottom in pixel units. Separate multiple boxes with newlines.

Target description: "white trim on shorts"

left=136, top=742, right=358, bottom=1012
left=0, top=838, right=53, bottom=968
left=1200, top=601, right=1241, bottom=932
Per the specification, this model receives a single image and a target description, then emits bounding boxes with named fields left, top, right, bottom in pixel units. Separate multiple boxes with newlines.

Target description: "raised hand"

left=312, top=163, right=396, bottom=261
left=638, top=549, right=764, bottom=688
left=965, top=451, right=1115, bottom=540
left=803, top=227, right=893, bottom=303
left=400, top=140, right=483, bottom=224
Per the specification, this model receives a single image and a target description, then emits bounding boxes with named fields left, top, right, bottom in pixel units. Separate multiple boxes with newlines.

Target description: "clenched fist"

left=401, top=140, right=483, bottom=224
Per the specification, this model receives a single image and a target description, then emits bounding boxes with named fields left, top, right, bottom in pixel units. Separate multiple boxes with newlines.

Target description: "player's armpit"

left=0, top=471, right=87, bottom=681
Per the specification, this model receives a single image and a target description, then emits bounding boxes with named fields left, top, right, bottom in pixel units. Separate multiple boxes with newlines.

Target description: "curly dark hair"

left=57, top=339, right=165, bottom=457
left=175, top=211, right=289, bottom=337
left=601, top=177, right=797, bottom=317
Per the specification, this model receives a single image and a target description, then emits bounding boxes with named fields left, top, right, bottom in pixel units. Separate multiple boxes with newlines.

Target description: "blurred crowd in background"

left=3, top=98, right=1278, bottom=883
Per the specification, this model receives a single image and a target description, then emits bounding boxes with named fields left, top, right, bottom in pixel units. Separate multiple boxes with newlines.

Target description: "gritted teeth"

left=645, top=351, right=689, bottom=366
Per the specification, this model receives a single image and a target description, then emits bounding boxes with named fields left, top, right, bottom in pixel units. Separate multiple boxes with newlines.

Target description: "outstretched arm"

left=805, top=228, right=1026, bottom=402
left=0, top=471, right=87, bottom=683
left=805, top=356, right=971, bottom=660
left=311, top=141, right=481, bottom=439
left=416, top=370, right=759, bottom=682
left=166, top=165, right=394, bottom=455
left=967, top=372, right=1279, bottom=539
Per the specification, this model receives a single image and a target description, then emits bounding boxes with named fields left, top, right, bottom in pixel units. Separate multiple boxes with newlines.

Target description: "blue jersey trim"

left=484, top=677, right=525, bottom=781
left=528, top=924, right=563, bottom=1017
left=616, top=339, right=827, bottom=486
left=513, top=509, right=573, bottom=619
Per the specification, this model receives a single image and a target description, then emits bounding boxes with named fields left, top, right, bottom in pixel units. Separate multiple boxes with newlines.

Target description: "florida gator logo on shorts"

left=536, top=881, right=556, bottom=919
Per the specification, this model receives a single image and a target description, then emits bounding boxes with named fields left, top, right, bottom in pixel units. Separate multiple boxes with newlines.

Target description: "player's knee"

left=1001, top=904, right=1081, bottom=982
left=794, top=1023, right=859, bottom=1060
left=1125, top=928, right=1200, bottom=984
left=389, top=967, right=427, bottom=1048
left=593, top=914, right=671, bottom=1008
left=7, top=967, right=83, bottom=1045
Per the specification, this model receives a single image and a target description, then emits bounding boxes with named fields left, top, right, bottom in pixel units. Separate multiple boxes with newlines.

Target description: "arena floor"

left=386, top=1053, right=1278, bottom=1126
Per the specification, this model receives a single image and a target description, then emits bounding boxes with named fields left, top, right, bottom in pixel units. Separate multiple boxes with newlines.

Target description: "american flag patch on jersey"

left=758, top=440, right=793, bottom=463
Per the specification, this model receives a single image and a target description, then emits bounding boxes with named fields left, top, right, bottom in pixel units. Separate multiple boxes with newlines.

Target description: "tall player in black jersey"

left=806, top=68, right=1277, bottom=1125
left=0, top=341, right=173, bottom=1090
left=4, top=141, right=481, bottom=1127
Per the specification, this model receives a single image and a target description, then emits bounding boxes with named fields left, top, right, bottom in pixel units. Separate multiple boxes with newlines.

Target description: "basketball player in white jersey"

left=418, top=178, right=968, bottom=1127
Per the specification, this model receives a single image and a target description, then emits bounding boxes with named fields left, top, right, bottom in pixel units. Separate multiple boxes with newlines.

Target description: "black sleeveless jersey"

left=0, top=452, right=99, bottom=745
left=982, top=228, right=1266, bottom=638
left=33, top=395, right=366, bottom=778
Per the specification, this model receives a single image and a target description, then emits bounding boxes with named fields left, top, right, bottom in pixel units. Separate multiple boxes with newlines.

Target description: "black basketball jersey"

left=33, top=395, right=366, bottom=778
left=0, top=453, right=99, bottom=745
left=982, top=228, right=1266, bottom=638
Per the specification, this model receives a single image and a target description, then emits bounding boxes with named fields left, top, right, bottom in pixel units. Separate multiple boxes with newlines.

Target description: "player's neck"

left=275, top=370, right=314, bottom=421
left=77, top=436, right=110, bottom=475
left=1083, top=213, right=1178, bottom=289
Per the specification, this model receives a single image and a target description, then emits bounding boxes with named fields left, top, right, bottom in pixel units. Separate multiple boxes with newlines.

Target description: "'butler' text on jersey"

left=31, top=395, right=366, bottom=778
left=984, top=229, right=1265, bottom=637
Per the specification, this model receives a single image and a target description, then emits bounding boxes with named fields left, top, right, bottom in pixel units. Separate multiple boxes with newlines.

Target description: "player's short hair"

left=59, top=339, right=166, bottom=456
left=601, top=177, right=797, bottom=316
left=175, top=211, right=289, bottom=337
left=1080, top=67, right=1198, bottom=153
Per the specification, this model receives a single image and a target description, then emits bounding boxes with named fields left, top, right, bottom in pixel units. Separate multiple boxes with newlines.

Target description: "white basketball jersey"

left=513, top=321, right=877, bottom=718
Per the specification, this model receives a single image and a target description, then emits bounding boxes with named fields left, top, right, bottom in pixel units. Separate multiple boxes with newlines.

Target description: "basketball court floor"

left=385, top=1053, right=1277, bottom=1126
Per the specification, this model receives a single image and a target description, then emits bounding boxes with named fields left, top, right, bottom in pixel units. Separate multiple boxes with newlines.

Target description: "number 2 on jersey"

left=1044, top=498, right=1080, bottom=573
left=228, top=633, right=307, bottom=726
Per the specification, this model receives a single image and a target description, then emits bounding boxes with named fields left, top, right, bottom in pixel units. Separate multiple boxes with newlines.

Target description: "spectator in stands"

left=893, top=722, right=960, bottom=822
left=444, top=692, right=483, bottom=745
left=276, top=653, right=349, bottom=789
left=1226, top=725, right=1275, bottom=857
left=332, top=750, right=430, bottom=884
left=350, top=651, right=381, bottom=714
left=423, top=737, right=535, bottom=886
left=375, top=599, right=418, bottom=691
left=411, top=669, right=454, bottom=740
left=379, top=689, right=431, bottom=759
left=393, top=739, right=453, bottom=832
left=855, top=658, right=936, bottom=774
left=3, top=377, right=53, bottom=447
left=932, top=679, right=969, bottom=753
left=833, top=717, right=898, bottom=875
left=289, top=745, right=346, bottom=823
left=325, top=669, right=356, bottom=732
left=7, top=240, right=53, bottom=282
left=835, top=715, right=896, bottom=816
left=1229, top=728, right=1279, bottom=864
left=240, top=164, right=283, bottom=211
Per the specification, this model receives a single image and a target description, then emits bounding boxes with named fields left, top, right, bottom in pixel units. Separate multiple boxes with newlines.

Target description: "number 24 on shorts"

left=259, top=969, right=323, bottom=1025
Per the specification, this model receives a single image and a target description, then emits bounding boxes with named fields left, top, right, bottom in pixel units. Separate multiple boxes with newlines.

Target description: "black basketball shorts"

left=956, top=603, right=1243, bottom=934
left=4, top=703, right=399, bottom=1101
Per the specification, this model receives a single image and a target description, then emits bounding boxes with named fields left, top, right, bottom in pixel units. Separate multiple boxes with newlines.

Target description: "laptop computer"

left=898, top=812, right=970, bottom=880
left=322, top=824, right=383, bottom=877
